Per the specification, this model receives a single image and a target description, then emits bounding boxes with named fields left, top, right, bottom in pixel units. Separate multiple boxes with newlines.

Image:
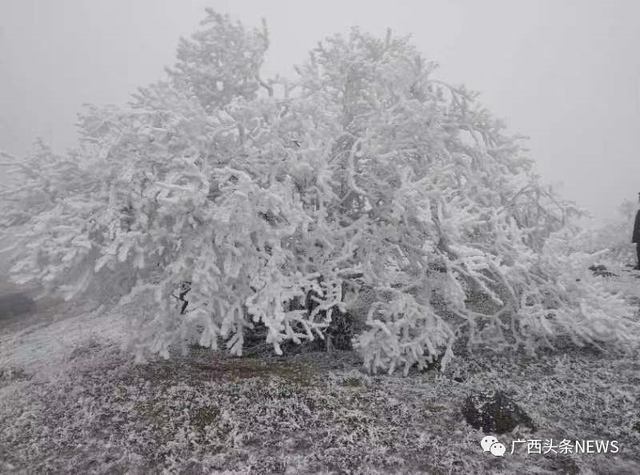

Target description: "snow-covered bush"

left=573, top=200, right=637, bottom=266
left=3, top=10, right=640, bottom=374
left=0, top=140, right=97, bottom=228
left=0, top=139, right=99, bottom=285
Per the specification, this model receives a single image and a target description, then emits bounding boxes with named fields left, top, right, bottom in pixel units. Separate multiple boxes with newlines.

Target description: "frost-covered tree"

left=4, top=11, right=640, bottom=374
left=0, top=139, right=99, bottom=278
left=0, top=140, right=95, bottom=228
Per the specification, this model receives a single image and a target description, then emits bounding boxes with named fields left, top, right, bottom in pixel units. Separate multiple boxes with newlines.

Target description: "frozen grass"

left=1, top=264, right=640, bottom=473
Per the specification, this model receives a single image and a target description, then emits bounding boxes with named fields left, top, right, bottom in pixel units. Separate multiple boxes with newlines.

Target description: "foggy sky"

left=1, top=0, right=639, bottom=226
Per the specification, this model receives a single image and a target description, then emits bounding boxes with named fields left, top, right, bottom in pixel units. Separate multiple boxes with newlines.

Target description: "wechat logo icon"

left=481, top=435, right=506, bottom=457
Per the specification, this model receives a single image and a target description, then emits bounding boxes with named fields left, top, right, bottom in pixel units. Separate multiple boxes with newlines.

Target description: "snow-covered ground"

left=0, top=302, right=128, bottom=381
left=1, top=263, right=640, bottom=474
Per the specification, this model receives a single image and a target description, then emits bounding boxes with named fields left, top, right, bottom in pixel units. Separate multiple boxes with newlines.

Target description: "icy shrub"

left=3, top=10, right=640, bottom=375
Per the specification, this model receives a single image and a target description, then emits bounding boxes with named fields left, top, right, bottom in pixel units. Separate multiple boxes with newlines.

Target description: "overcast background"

left=1, top=0, right=639, bottom=226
